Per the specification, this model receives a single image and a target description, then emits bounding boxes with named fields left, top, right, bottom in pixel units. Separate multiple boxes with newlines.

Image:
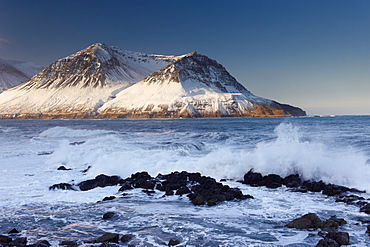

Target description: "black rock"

left=243, top=170, right=263, bottom=185
left=316, top=238, right=340, bottom=247
left=283, top=174, right=302, bottom=187
left=258, top=174, right=283, bottom=188
left=175, top=186, right=191, bottom=195
left=49, top=183, right=75, bottom=190
left=60, top=240, right=78, bottom=246
left=34, top=240, right=51, bottom=246
left=360, top=204, right=370, bottom=214
left=286, top=213, right=322, bottom=230
left=57, top=166, right=71, bottom=171
left=8, top=228, right=20, bottom=234
left=120, top=234, right=132, bottom=242
left=302, top=180, right=326, bottom=193
left=10, top=237, right=27, bottom=245
left=0, top=235, right=12, bottom=244
left=322, top=184, right=349, bottom=196
left=78, top=174, right=123, bottom=191
left=103, top=212, right=115, bottom=220
left=327, top=231, right=350, bottom=245
left=102, top=196, right=116, bottom=201
left=168, top=239, right=181, bottom=246
left=95, top=233, right=119, bottom=243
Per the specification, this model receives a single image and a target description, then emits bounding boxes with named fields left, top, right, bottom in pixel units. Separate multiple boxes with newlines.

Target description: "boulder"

left=49, top=183, right=75, bottom=190
left=360, top=204, right=370, bottom=214
left=78, top=174, right=123, bottom=191
left=120, top=234, right=132, bottom=242
left=257, top=174, right=283, bottom=188
left=168, top=239, right=181, bottom=246
left=243, top=170, right=263, bottom=185
left=102, top=196, right=116, bottom=201
left=60, top=240, right=78, bottom=246
left=316, top=238, right=340, bottom=247
left=95, top=233, right=119, bottom=243
left=302, top=180, right=326, bottom=192
left=282, top=174, right=302, bottom=187
left=8, top=228, right=20, bottom=234
left=57, top=166, right=71, bottom=171
left=103, top=212, right=115, bottom=220
left=0, top=235, right=12, bottom=244
left=286, top=213, right=322, bottom=230
left=322, top=184, right=349, bottom=196
left=327, top=231, right=350, bottom=245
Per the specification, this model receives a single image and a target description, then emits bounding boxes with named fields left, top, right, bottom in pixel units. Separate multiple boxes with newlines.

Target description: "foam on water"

left=44, top=122, right=370, bottom=191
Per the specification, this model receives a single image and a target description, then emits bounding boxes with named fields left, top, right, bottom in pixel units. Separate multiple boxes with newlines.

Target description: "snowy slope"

left=0, top=58, right=43, bottom=92
left=98, top=52, right=306, bottom=118
left=0, top=43, right=182, bottom=118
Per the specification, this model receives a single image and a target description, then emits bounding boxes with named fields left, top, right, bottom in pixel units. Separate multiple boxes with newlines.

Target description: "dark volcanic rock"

left=316, top=238, right=340, bottom=247
left=35, top=240, right=51, bottom=246
left=60, top=240, right=78, bottom=246
left=327, top=231, right=350, bottom=246
left=57, top=165, right=72, bottom=171
left=322, top=184, right=349, bottom=196
left=257, top=174, right=283, bottom=188
left=360, top=204, right=370, bottom=214
left=120, top=234, right=132, bottom=242
left=243, top=170, right=263, bottom=185
left=286, top=213, right=322, bottom=230
left=0, top=235, right=12, bottom=244
left=49, top=183, right=76, bottom=190
left=320, top=216, right=347, bottom=232
left=302, top=180, right=326, bottom=192
left=103, top=212, right=115, bottom=220
left=78, top=174, right=123, bottom=191
left=95, top=233, right=119, bottom=243
left=8, top=228, right=20, bottom=234
left=102, top=196, right=116, bottom=201
left=282, top=174, right=302, bottom=187
left=10, top=237, right=27, bottom=246
left=168, top=239, right=181, bottom=246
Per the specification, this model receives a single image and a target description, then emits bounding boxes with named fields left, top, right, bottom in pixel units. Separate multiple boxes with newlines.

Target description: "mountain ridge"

left=0, top=43, right=306, bottom=119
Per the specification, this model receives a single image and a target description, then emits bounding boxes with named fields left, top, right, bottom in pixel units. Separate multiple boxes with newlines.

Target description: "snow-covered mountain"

left=0, top=43, right=305, bottom=119
left=0, top=43, right=182, bottom=118
left=98, top=52, right=306, bottom=118
left=0, top=58, right=43, bottom=92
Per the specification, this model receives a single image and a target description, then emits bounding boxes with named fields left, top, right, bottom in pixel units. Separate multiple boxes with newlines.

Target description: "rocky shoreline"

left=1, top=169, right=369, bottom=246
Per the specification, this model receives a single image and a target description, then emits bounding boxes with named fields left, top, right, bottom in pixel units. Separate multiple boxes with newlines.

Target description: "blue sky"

left=0, top=0, right=369, bottom=115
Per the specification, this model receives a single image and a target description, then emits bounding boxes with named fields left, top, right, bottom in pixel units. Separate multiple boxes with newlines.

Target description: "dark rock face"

left=49, top=183, right=75, bottom=190
left=168, top=239, right=181, bottom=246
left=103, top=212, right=115, bottom=220
left=0, top=235, right=12, bottom=244
left=286, top=213, right=322, bottom=230
left=78, top=174, right=124, bottom=191
left=95, top=233, right=119, bottom=243
left=57, top=165, right=71, bottom=171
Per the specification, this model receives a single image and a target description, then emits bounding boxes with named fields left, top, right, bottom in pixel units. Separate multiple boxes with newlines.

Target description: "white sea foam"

left=44, top=123, right=370, bottom=191
left=39, top=126, right=110, bottom=138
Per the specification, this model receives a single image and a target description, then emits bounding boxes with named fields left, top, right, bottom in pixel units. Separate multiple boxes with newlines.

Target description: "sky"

left=0, top=0, right=369, bottom=116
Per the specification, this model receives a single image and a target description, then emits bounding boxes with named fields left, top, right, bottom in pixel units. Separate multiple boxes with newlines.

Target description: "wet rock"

left=302, top=180, right=326, bottom=192
left=175, top=186, right=191, bottom=195
left=366, top=225, right=370, bottom=234
left=49, top=183, right=76, bottom=190
left=168, top=239, right=181, bottom=246
left=120, top=234, right=132, bottom=242
left=283, top=174, right=302, bottom=188
left=35, top=240, right=51, bottom=246
left=320, top=216, right=347, bottom=232
left=95, top=233, right=119, bottom=243
left=103, top=212, right=115, bottom=220
left=81, top=165, right=91, bottom=173
left=243, top=170, right=263, bottom=185
left=322, top=184, right=349, bottom=196
left=286, top=213, right=322, bottom=230
left=188, top=193, right=205, bottom=205
left=142, top=189, right=156, bottom=195
left=78, top=174, right=123, bottom=191
left=8, top=228, right=20, bottom=234
left=60, top=240, right=78, bottom=246
left=70, top=141, right=85, bottom=146
left=360, top=204, right=370, bottom=214
left=57, top=165, right=72, bottom=171
left=10, top=237, right=27, bottom=246
left=336, top=195, right=365, bottom=205
left=0, top=235, right=12, bottom=244
left=102, top=196, right=116, bottom=201
left=327, top=231, right=350, bottom=245
left=258, top=174, right=283, bottom=188
left=316, top=238, right=340, bottom=247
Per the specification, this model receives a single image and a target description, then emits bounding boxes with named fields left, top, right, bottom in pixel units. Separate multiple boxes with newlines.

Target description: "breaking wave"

left=45, top=122, right=370, bottom=191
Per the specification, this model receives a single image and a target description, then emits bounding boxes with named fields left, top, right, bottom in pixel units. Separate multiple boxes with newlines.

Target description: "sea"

left=0, top=116, right=369, bottom=246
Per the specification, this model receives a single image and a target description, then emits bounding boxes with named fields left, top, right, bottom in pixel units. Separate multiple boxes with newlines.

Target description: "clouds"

left=0, top=37, right=9, bottom=48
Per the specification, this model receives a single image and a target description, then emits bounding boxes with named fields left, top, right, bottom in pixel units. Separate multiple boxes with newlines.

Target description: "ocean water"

left=0, top=116, right=369, bottom=246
